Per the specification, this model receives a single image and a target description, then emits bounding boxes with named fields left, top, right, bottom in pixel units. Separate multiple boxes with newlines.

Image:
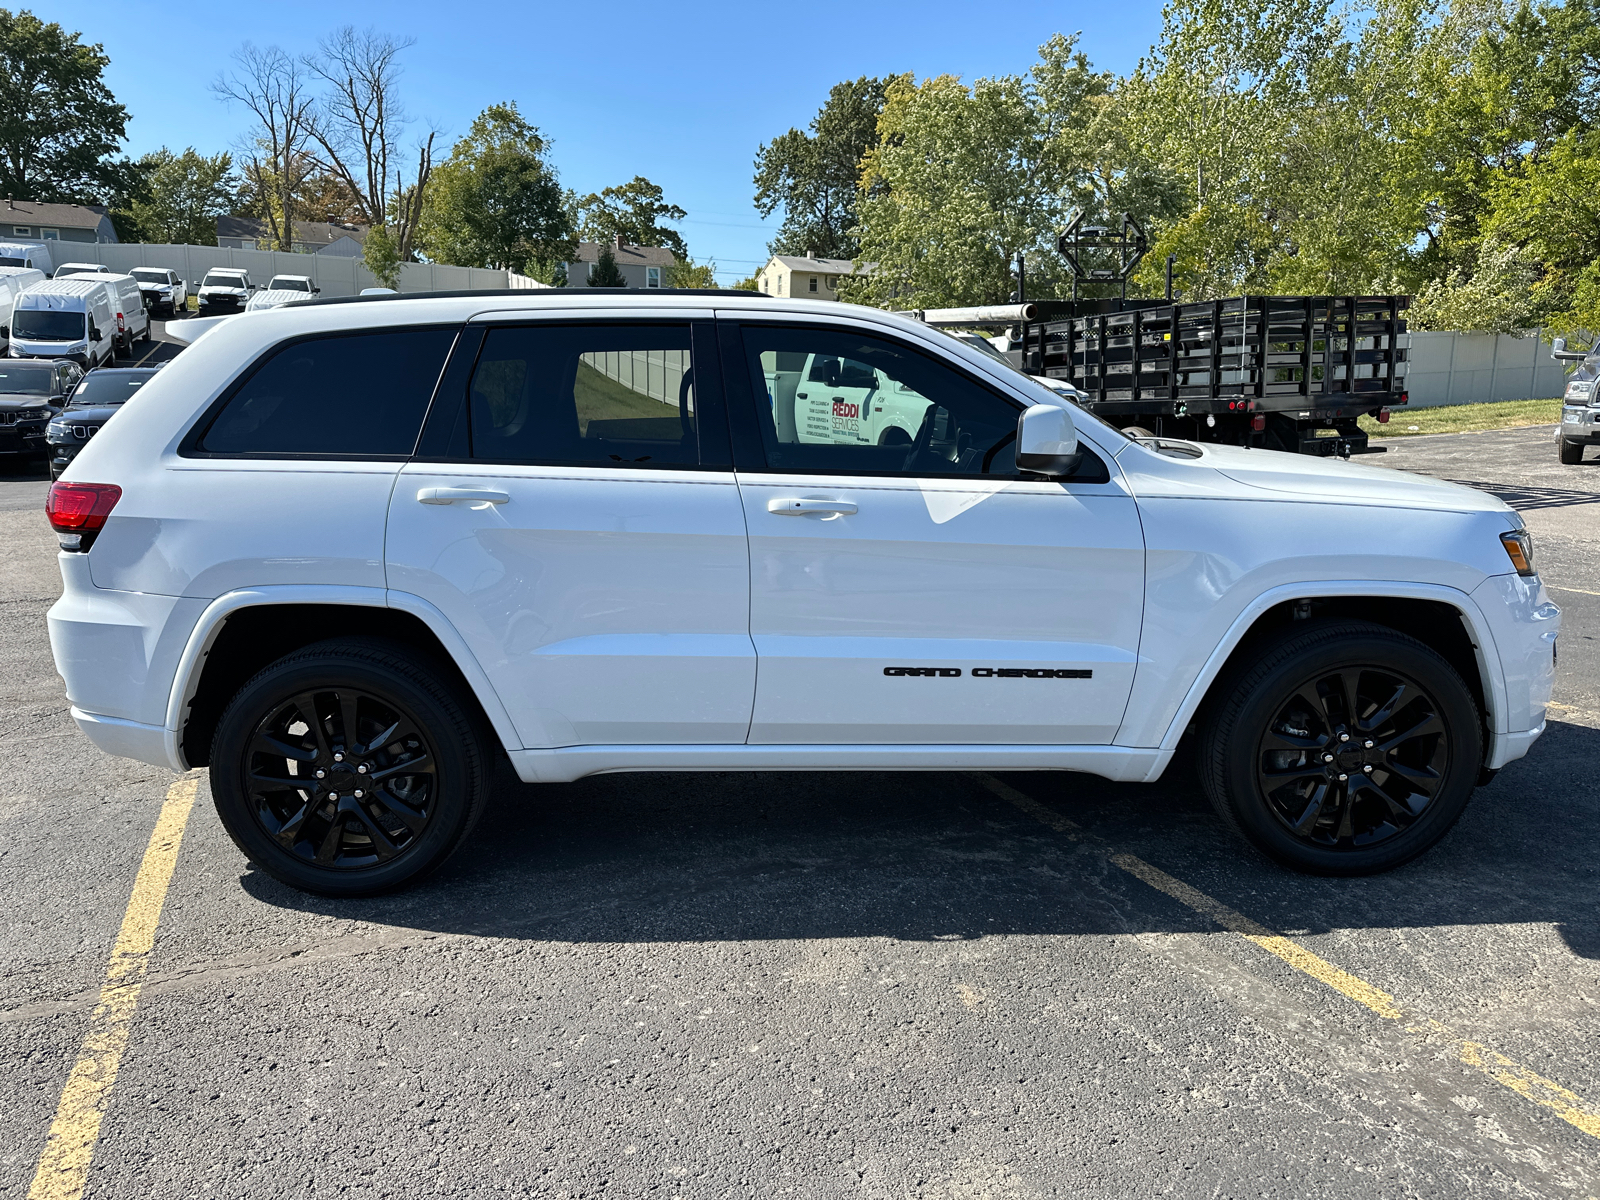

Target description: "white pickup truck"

left=44, top=291, right=1558, bottom=897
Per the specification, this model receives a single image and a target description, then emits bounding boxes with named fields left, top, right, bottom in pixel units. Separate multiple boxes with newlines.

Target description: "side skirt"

left=508, top=744, right=1163, bottom=785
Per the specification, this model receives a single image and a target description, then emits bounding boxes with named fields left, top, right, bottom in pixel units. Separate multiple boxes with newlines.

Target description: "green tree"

left=415, top=102, right=575, bottom=272
left=850, top=35, right=1122, bottom=309
left=120, top=148, right=241, bottom=245
left=754, top=76, right=887, bottom=258
left=577, top=176, right=688, bottom=258
left=363, top=225, right=402, bottom=290
left=588, top=244, right=626, bottom=287
left=0, top=9, right=130, bottom=202
left=667, top=257, right=719, bottom=288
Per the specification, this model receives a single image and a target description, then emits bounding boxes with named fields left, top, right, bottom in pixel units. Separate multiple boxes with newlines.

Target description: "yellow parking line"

left=26, top=776, right=200, bottom=1200
left=1548, top=585, right=1600, bottom=597
left=977, top=774, right=1600, bottom=1142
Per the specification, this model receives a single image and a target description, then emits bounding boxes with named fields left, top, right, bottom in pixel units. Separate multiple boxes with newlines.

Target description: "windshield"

left=70, top=372, right=153, bottom=406
left=130, top=269, right=169, bottom=285
left=203, top=273, right=246, bottom=288
left=53, top=266, right=102, bottom=278
left=12, top=310, right=84, bottom=341
left=267, top=277, right=311, bottom=292
left=949, top=332, right=1014, bottom=366
left=0, top=365, right=54, bottom=394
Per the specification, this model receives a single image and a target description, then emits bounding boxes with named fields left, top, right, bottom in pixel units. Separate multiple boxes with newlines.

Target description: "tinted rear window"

left=198, top=328, right=456, bottom=457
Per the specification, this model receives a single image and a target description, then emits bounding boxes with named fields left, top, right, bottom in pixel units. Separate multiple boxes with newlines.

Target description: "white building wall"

left=84, top=243, right=550, bottom=297
left=1405, top=331, right=1569, bottom=407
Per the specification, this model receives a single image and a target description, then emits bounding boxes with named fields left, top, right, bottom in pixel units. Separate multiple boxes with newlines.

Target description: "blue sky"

left=32, top=0, right=1167, bottom=282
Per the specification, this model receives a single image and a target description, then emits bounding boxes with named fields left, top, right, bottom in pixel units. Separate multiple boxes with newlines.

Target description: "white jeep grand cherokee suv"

left=45, top=292, right=1559, bottom=895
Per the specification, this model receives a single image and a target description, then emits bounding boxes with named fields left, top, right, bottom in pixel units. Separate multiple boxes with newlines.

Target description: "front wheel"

left=210, top=637, right=489, bottom=896
left=1559, top=438, right=1584, bottom=464
left=1200, top=621, right=1482, bottom=875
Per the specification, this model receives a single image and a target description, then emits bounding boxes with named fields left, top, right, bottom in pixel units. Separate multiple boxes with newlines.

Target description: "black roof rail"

left=283, top=287, right=770, bottom=309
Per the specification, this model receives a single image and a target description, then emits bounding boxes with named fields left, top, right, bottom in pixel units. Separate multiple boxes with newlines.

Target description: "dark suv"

left=0, top=359, right=80, bottom=464
left=46, top=366, right=160, bottom=480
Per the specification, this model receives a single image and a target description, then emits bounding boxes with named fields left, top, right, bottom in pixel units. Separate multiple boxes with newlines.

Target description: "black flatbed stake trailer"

left=1022, top=294, right=1410, bottom=456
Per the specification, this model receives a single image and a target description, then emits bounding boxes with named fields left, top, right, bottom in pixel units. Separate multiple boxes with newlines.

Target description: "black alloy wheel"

left=210, top=638, right=489, bottom=896
left=245, top=686, right=440, bottom=871
left=1254, top=665, right=1446, bottom=849
left=1201, top=621, right=1481, bottom=875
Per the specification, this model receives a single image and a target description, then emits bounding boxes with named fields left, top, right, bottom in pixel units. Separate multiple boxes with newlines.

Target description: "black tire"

left=1559, top=438, right=1584, bottom=465
left=1199, top=621, right=1482, bottom=876
left=210, top=637, right=490, bottom=896
left=1121, top=425, right=1157, bottom=439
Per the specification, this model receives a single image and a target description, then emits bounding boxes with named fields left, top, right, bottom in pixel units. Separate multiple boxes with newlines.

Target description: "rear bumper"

left=70, top=708, right=183, bottom=771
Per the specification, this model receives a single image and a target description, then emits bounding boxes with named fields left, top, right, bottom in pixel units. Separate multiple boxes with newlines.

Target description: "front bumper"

left=1560, top=406, right=1600, bottom=443
left=197, top=295, right=244, bottom=313
left=0, top=424, right=48, bottom=455
left=1471, top=572, right=1561, bottom=768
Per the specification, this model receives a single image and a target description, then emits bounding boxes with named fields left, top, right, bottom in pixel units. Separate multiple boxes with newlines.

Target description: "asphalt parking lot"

left=3, top=351, right=1598, bottom=1195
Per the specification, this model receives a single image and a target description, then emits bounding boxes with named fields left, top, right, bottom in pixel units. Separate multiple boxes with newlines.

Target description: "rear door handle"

left=416, top=487, right=510, bottom=505
left=766, top=497, right=858, bottom=516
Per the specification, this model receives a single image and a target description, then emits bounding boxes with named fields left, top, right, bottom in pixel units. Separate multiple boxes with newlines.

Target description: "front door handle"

left=417, top=487, right=510, bottom=505
left=767, top=497, right=858, bottom=516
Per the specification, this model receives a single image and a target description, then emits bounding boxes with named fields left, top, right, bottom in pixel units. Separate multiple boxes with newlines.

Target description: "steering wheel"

left=900, top=404, right=939, bottom=472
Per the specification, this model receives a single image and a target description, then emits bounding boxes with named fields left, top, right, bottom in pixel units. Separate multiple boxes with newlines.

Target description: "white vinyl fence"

left=1405, top=331, right=1568, bottom=407
left=82, top=243, right=550, bottom=299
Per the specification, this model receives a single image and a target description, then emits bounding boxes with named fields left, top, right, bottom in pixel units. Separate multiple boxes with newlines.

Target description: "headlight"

left=1500, top=528, right=1536, bottom=576
left=1565, top=380, right=1594, bottom=401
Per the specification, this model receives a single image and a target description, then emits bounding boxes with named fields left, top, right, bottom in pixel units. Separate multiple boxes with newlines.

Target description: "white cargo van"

left=52, top=262, right=110, bottom=279
left=99, top=273, right=150, bottom=354
left=10, top=278, right=116, bottom=368
left=0, top=265, right=47, bottom=353
left=0, top=240, right=54, bottom=277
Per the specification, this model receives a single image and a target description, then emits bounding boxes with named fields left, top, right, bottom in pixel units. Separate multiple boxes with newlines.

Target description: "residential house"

left=0, top=198, right=118, bottom=244
left=757, top=253, right=870, bottom=300
left=564, top=237, right=677, bottom=289
left=216, top=216, right=370, bottom=256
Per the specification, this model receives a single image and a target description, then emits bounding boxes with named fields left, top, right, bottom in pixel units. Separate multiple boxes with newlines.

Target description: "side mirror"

left=0, top=325, right=8, bottom=339
left=89, top=325, right=101, bottom=341
left=313, top=286, right=321, bottom=294
left=1552, top=336, right=1588, bottom=362
left=1016, top=402, right=1081, bottom=477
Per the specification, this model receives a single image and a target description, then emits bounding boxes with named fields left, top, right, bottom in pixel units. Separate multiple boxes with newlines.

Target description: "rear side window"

left=198, top=328, right=456, bottom=457
left=468, top=323, right=699, bottom=466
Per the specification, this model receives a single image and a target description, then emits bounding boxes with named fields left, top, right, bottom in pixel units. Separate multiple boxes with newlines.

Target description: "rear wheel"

left=1559, top=438, right=1584, bottom=464
left=1200, top=621, right=1481, bottom=875
left=210, top=638, right=489, bottom=896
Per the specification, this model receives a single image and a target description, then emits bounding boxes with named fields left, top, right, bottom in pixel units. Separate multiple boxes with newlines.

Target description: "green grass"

left=1358, top=397, right=1562, bottom=438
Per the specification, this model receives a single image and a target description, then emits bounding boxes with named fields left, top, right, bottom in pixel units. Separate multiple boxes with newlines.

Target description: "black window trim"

left=718, top=319, right=1111, bottom=484
left=413, top=316, right=734, bottom=473
left=178, top=323, right=465, bottom=462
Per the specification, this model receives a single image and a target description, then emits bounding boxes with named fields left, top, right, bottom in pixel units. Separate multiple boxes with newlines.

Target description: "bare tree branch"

left=304, top=27, right=435, bottom=262
left=212, top=44, right=314, bottom=250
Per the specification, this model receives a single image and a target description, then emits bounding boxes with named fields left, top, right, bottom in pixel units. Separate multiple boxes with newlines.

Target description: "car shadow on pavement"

left=239, top=720, right=1600, bottom=960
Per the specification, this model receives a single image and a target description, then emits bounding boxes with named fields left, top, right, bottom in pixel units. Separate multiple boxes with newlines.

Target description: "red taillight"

left=47, top=482, right=122, bottom=533
left=1377, top=408, right=1391, bottom=424
left=1397, top=390, right=1409, bottom=405
left=116, top=311, right=126, bottom=330
left=1251, top=414, right=1266, bottom=431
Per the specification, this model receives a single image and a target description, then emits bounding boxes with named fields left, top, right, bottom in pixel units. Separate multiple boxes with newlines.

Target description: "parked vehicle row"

left=0, top=358, right=81, bottom=463
left=46, top=366, right=161, bottom=479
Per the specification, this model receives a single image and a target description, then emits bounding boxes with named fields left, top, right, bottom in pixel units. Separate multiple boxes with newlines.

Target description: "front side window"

left=468, top=323, right=699, bottom=467
left=739, top=325, right=1023, bottom=476
left=197, top=328, right=456, bottom=457
left=11, top=310, right=84, bottom=341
